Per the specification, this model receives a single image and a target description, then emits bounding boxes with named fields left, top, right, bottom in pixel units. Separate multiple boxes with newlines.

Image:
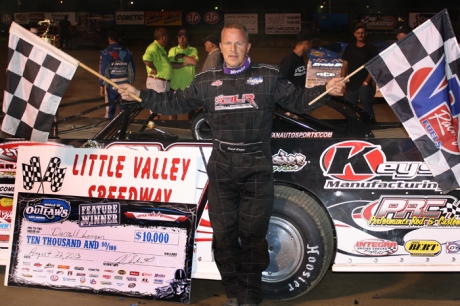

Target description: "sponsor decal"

left=104, top=270, right=114, bottom=273
left=57, top=271, right=64, bottom=275
left=321, top=140, right=438, bottom=191
left=246, top=76, right=263, bottom=85
left=74, top=266, right=84, bottom=270
left=155, top=273, right=165, bottom=278
left=21, top=273, right=33, bottom=278
left=128, top=283, right=136, bottom=288
left=142, top=272, right=152, bottom=277
left=316, top=71, right=336, bottom=78
left=154, top=279, right=163, bottom=284
left=88, top=268, right=100, bottom=272
left=204, top=12, right=220, bottom=24
left=76, top=273, right=86, bottom=276
left=1, top=198, right=13, bottom=208
left=354, top=239, right=398, bottom=256
left=215, top=94, right=258, bottom=110
left=102, top=275, right=111, bottom=279
left=58, top=265, right=70, bottom=269
left=89, top=274, right=99, bottom=278
left=186, top=12, right=200, bottom=24
left=45, top=263, right=54, bottom=269
left=125, top=211, right=188, bottom=222
left=446, top=241, right=460, bottom=253
left=405, top=240, right=441, bottom=256
left=0, top=235, right=9, bottom=242
left=118, top=270, right=126, bottom=275
left=272, top=149, right=307, bottom=172
left=63, top=277, right=76, bottom=282
left=79, top=203, right=120, bottom=227
left=90, top=279, right=97, bottom=285
left=311, top=58, right=343, bottom=68
left=114, top=275, right=123, bottom=280
left=130, top=271, right=139, bottom=276
left=22, top=268, right=29, bottom=271
left=103, top=262, right=119, bottom=266
left=142, top=278, right=149, bottom=283
left=271, top=131, right=334, bottom=139
left=211, top=80, right=222, bottom=87
left=23, top=198, right=70, bottom=223
left=21, top=156, right=67, bottom=192
left=164, top=252, right=177, bottom=256
left=101, top=281, right=112, bottom=285
left=354, top=195, right=460, bottom=229
left=117, top=282, right=124, bottom=286
left=126, top=277, right=137, bottom=281
left=164, top=13, right=180, bottom=24
left=80, top=277, right=86, bottom=283
left=50, top=275, right=59, bottom=281
left=46, top=270, right=54, bottom=273
left=67, top=271, right=73, bottom=275
left=23, top=262, right=31, bottom=266
left=33, top=269, right=43, bottom=273
left=34, top=263, right=42, bottom=267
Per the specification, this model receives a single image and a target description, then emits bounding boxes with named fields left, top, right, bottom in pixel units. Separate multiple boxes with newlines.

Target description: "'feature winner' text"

left=72, top=154, right=191, bottom=201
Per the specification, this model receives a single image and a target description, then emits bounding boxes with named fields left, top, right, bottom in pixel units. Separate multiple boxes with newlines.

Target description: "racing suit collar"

left=223, top=56, right=251, bottom=75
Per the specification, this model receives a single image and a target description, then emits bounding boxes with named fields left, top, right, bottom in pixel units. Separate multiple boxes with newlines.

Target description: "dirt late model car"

left=0, top=98, right=459, bottom=301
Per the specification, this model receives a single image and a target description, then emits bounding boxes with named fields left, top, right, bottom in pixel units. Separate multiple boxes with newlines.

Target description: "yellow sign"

left=404, top=240, right=441, bottom=256
left=145, top=11, right=182, bottom=26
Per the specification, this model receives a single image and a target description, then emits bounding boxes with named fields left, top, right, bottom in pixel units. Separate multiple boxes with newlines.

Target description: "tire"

left=262, top=185, right=335, bottom=300
left=190, top=109, right=212, bottom=140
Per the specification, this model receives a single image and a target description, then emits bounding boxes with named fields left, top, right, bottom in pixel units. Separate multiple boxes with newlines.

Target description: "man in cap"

left=169, top=29, right=199, bottom=91
left=201, top=33, right=222, bottom=71
left=396, top=24, right=412, bottom=40
left=279, top=29, right=313, bottom=87
left=143, top=27, right=172, bottom=93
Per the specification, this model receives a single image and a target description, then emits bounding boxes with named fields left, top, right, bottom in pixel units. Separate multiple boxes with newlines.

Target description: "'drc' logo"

left=320, top=141, right=386, bottom=181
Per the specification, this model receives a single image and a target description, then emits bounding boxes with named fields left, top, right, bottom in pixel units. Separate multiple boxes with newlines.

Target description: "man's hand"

left=326, top=77, right=347, bottom=96
left=99, top=86, right=105, bottom=97
left=174, top=53, right=184, bottom=61
left=118, top=84, right=141, bottom=102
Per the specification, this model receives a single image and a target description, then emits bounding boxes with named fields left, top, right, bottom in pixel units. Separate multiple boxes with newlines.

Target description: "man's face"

left=354, top=28, right=366, bottom=42
left=158, top=34, right=169, bottom=47
left=304, top=40, right=313, bottom=53
left=220, top=28, right=251, bottom=68
left=204, top=41, right=214, bottom=53
left=396, top=33, right=406, bottom=41
left=178, top=35, right=188, bottom=49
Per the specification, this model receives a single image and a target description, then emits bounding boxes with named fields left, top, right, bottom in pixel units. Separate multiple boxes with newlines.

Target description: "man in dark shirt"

left=58, top=15, right=72, bottom=50
left=279, top=29, right=313, bottom=87
left=341, top=24, right=378, bottom=118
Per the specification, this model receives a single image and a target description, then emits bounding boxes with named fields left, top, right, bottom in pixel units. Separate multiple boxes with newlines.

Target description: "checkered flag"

left=43, top=157, right=66, bottom=192
left=365, top=9, right=460, bottom=194
left=2, top=22, right=79, bottom=142
left=439, top=201, right=460, bottom=219
left=22, top=156, right=42, bottom=190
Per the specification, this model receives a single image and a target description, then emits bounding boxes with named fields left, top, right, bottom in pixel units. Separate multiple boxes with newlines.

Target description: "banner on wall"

left=6, top=146, right=199, bottom=303
left=310, top=13, right=348, bottom=34
left=145, top=11, right=182, bottom=26
left=224, top=14, right=258, bottom=34
left=358, top=14, right=399, bottom=34
left=265, top=13, right=301, bottom=34
left=115, top=11, right=144, bottom=25
left=44, top=12, right=77, bottom=25
left=184, top=11, right=223, bottom=26
left=408, top=12, right=437, bottom=29
left=13, top=13, right=30, bottom=24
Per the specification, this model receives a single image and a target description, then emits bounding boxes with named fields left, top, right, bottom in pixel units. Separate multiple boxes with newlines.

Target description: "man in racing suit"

left=99, top=30, right=136, bottom=120
left=119, top=23, right=345, bottom=306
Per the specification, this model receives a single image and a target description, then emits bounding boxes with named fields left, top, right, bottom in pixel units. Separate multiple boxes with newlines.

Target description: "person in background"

left=168, top=29, right=199, bottom=120
left=98, top=30, right=136, bottom=120
left=396, top=24, right=412, bottom=40
left=279, top=29, right=313, bottom=87
left=118, top=22, right=345, bottom=306
left=143, top=27, right=173, bottom=120
left=58, top=15, right=72, bottom=50
left=201, top=33, right=222, bottom=71
left=341, top=24, right=378, bottom=119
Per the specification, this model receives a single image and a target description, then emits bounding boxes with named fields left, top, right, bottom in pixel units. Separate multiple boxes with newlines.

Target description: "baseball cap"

left=396, top=24, right=412, bottom=35
left=177, top=29, right=190, bottom=38
left=202, top=34, right=219, bottom=46
left=296, top=29, right=313, bottom=42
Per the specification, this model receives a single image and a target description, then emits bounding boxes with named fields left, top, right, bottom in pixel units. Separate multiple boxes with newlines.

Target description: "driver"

left=118, top=23, right=345, bottom=306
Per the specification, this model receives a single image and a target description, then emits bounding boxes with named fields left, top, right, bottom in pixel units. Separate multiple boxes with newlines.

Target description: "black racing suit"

left=138, top=63, right=329, bottom=305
